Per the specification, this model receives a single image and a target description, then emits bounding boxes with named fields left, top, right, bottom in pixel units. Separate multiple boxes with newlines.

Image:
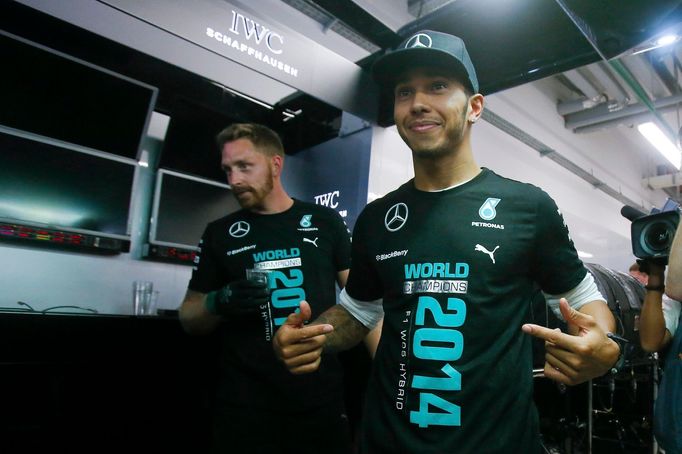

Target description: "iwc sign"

left=206, top=10, right=299, bottom=78
left=99, top=0, right=308, bottom=84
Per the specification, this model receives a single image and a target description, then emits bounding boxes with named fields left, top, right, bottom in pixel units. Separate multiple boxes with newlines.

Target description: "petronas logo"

left=300, top=215, right=312, bottom=228
left=478, top=198, right=501, bottom=221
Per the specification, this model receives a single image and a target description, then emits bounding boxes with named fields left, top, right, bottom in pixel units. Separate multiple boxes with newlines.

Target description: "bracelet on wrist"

left=205, top=291, right=219, bottom=314
left=645, top=284, right=665, bottom=292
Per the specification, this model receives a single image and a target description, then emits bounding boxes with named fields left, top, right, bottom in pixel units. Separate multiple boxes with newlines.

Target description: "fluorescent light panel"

left=637, top=122, right=681, bottom=170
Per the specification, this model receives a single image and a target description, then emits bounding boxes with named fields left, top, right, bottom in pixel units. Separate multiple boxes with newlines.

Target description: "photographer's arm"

left=666, top=222, right=682, bottom=300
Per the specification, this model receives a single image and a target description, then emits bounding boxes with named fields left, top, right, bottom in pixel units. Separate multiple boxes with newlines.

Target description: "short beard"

left=237, top=167, right=274, bottom=210
left=411, top=144, right=452, bottom=159
left=404, top=104, right=469, bottom=159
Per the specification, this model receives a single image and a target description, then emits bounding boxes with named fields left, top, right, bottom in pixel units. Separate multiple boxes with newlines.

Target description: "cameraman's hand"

left=209, top=279, right=269, bottom=316
left=637, top=259, right=665, bottom=284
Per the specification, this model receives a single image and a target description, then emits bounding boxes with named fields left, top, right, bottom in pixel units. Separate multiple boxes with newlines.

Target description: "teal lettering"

left=433, top=263, right=445, bottom=278
left=253, top=248, right=301, bottom=263
left=405, top=263, right=421, bottom=279
left=404, top=262, right=470, bottom=278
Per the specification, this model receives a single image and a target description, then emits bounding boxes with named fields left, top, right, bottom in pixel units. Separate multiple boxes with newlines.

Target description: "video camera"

left=621, top=198, right=681, bottom=260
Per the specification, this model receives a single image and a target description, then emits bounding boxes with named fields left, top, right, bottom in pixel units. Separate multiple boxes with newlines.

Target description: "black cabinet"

left=0, top=313, right=217, bottom=454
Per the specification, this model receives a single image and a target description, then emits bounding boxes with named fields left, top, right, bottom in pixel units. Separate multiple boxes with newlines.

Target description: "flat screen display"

left=159, top=99, right=236, bottom=183
left=0, top=30, right=156, bottom=159
left=0, top=129, right=136, bottom=238
left=151, top=170, right=240, bottom=249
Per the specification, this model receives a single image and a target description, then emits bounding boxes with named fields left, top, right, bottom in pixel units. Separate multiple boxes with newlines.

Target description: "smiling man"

left=274, top=31, right=621, bottom=453
left=179, top=123, right=355, bottom=454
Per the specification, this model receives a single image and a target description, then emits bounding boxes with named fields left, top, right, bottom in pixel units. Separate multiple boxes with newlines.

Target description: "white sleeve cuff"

left=543, top=272, right=606, bottom=320
left=663, top=296, right=681, bottom=336
left=339, top=288, right=383, bottom=330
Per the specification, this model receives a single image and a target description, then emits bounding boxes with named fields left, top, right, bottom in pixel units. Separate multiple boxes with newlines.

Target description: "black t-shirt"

left=189, top=199, right=351, bottom=409
left=346, top=169, right=586, bottom=454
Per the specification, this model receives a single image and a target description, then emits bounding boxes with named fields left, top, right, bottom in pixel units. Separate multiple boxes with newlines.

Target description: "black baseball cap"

left=371, top=30, right=479, bottom=94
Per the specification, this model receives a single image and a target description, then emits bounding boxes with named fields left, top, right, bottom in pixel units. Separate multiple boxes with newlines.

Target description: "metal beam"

left=648, top=53, right=681, bottom=95
left=557, top=95, right=607, bottom=115
left=482, top=109, right=646, bottom=211
left=565, top=92, right=682, bottom=131
left=563, top=69, right=601, bottom=98
left=351, top=0, right=413, bottom=32
left=642, top=172, right=682, bottom=190
left=309, top=0, right=401, bottom=49
left=591, top=62, right=630, bottom=104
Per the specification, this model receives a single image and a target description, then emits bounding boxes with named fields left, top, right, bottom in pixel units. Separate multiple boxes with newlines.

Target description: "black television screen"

left=0, top=128, right=136, bottom=238
left=0, top=30, right=157, bottom=160
left=150, top=170, right=240, bottom=249
left=159, top=99, right=237, bottom=183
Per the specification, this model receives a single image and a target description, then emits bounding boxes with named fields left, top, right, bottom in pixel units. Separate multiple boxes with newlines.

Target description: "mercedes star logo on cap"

left=385, top=203, right=409, bottom=232
left=405, top=33, right=432, bottom=49
left=228, top=221, right=250, bottom=238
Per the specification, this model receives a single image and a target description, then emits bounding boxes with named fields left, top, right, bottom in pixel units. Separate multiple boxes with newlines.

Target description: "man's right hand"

left=273, top=301, right=334, bottom=374
left=210, top=279, right=269, bottom=316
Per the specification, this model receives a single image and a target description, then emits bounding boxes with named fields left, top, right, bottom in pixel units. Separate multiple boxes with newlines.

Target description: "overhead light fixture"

left=210, top=81, right=274, bottom=110
left=282, top=108, right=303, bottom=122
left=577, top=250, right=593, bottom=259
left=638, top=122, right=682, bottom=169
left=138, top=149, right=150, bottom=168
left=656, top=34, right=679, bottom=47
left=631, top=33, right=680, bottom=55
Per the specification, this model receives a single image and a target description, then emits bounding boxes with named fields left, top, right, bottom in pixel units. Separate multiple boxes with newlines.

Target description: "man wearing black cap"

left=274, top=30, right=620, bottom=453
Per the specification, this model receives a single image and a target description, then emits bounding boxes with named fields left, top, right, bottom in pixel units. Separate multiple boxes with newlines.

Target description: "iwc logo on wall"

left=385, top=203, right=408, bottom=232
left=228, top=221, right=250, bottom=238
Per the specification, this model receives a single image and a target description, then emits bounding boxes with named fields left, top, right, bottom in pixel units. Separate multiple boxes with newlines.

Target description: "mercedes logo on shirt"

left=405, top=33, right=432, bottom=49
left=228, top=221, right=250, bottom=238
left=385, top=203, right=409, bottom=232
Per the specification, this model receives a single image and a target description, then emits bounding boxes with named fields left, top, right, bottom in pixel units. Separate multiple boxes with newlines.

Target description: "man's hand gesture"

left=273, top=301, right=334, bottom=374
left=522, top=298, right=620, bottom=385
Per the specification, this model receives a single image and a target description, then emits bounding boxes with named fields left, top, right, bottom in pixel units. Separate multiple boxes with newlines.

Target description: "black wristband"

left=645, top=284, right=665, bottom=292
left=606, top=332, right=629, bottom=374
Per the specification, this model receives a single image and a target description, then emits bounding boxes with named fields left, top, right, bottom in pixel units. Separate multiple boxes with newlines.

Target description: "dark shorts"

left=211, top=400, right=353, bottom=454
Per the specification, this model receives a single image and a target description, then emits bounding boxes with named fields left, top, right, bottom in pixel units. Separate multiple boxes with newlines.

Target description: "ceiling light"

left=577, top=250, right=593, bottom=258
left=138, top=149, right=150, bottom=167
left=656, top=34, right=679, bottom=46
left=638, top=122, right=681, bottom=169
left=631, top=33, right=680, bottom=55
left=210, top=81, right=274, bottom=110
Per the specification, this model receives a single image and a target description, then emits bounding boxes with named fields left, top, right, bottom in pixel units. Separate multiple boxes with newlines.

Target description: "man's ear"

left=468, top=93, right=484, bottom=123
left=271, top=154, right=284, bottom=177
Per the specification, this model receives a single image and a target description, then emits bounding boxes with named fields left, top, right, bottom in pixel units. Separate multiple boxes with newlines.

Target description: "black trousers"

left=211, top=400, right=353, bottom=454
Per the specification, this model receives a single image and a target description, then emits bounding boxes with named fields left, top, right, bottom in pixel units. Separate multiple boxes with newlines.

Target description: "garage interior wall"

left=369, top=79, right=670, bottom=273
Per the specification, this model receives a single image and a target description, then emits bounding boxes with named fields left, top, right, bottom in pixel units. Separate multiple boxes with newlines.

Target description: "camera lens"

left=640, top=220, right=676, bottom=255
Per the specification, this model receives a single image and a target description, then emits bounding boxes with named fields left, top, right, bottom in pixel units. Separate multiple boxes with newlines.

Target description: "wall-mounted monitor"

left=159, top=98, right=240, bottom=183
left=0, top=29, right=157, bottom=160
left=0, top=128, right=137, bottom=241
left=149, top=169, right=240, bottom=251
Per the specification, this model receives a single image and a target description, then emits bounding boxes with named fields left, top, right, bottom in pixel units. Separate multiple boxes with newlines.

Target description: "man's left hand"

left=522, top=298, right=620, bottom=385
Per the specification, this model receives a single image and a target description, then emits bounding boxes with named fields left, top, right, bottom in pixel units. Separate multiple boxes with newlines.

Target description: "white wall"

left=0, top=128, right=193, bottom=315
left=369, top=80, right=670, bottom=272
left=0, top=244, right=191, bottom=314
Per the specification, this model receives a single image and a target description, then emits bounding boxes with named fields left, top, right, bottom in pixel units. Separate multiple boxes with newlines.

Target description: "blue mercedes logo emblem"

left=385, top=203, right=409, bottom=232
left=229, top=221, right=250, bottom=238
left=405, top=33, right=432, bottom=49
